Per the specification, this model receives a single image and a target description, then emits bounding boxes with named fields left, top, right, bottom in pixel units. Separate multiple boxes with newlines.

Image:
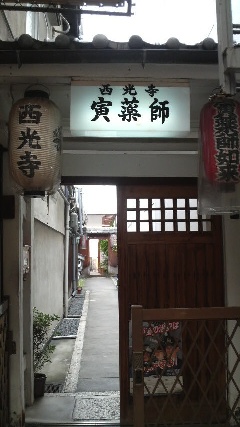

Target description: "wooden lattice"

left=0, top=303, right=9, bottom=427
left=132, top=306, right=240, bottom=427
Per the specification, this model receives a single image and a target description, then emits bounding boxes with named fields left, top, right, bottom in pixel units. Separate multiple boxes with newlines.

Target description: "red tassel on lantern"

left=8, top=88, right=62, bottom=196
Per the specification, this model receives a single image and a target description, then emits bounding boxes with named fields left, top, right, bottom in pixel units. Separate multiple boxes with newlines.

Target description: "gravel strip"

left=68, top=292, right=86, bottom=316
left=54, top=291, right=86, bottom=337
left=55, top=318, right=80, bottom=336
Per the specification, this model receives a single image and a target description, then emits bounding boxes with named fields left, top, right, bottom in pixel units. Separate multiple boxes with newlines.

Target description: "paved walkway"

left=25, top=276, right=121, bottom=424
left=76, top=276, right=119, bottom=392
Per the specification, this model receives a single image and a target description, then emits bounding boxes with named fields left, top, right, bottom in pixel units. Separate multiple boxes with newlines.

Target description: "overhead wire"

left=53, top=14, right=71, bottom=35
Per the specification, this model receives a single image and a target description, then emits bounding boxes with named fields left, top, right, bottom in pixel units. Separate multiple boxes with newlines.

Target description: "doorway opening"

left=26, top=178, right=226, bottom=426
left=88, top=235, right=118, bottom=277
left=78, top=184, right=118, bottom=277
left=89, top=238, right=99, bottom=274
left=36, top=184, right=120, bottom=422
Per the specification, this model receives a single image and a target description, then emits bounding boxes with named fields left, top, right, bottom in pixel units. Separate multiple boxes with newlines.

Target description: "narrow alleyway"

left=26, top=276, right=120, bottom=425
left=76, top=276, right=119, bottom=392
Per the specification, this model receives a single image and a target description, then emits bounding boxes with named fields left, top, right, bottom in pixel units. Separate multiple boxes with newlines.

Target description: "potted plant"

left=33, top=307, right=60, bottom=397
left=77, top=278, right=85, bottom=294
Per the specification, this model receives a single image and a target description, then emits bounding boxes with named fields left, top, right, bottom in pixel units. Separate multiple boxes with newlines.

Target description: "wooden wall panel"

left=117, top=182, right=225, bottom=424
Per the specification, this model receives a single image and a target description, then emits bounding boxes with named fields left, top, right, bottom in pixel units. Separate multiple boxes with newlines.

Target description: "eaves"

left=0, top=40, right=218, bottom=65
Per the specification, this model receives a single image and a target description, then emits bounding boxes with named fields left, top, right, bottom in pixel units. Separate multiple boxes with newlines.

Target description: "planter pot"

left=77, top=288, right=82, bottom=294
left=34, top=373, right=46, bottom=398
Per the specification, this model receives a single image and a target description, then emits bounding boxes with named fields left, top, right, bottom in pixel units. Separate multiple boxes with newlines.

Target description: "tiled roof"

left=0, top=34, right=218, bottom=64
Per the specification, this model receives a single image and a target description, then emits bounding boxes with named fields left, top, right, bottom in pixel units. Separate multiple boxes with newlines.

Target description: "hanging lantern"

left=198, top=90, right=240, bottom=215
left=8, top=88, right=62, bottom=196
left=200, top=92, right=240, bottom=184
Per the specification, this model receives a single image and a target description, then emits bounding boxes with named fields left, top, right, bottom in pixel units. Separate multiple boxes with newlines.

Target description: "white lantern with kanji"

left=8, top=89, right=62, bottom=196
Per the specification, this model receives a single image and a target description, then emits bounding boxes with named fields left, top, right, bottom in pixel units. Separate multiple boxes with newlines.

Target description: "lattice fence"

left=0, top=301, right=9, bottom=427
left=131, top=306, right=240, bottom=427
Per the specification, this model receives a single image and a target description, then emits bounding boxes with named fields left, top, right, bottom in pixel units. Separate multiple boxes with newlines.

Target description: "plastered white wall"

left=32, top=219, right=64, bottom=319
left=62, top=152, right=198, bottom=178
left=33, top=193, right=65, bottom=234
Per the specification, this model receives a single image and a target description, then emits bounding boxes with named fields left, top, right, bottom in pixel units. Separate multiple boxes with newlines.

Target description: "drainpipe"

left=70, top=209, right=78, bottom=295
left=72, top=234, right=76, bottom=294
left=58, top=187, right=70, bottom=317
left=78, top=187, right=83, bottom=235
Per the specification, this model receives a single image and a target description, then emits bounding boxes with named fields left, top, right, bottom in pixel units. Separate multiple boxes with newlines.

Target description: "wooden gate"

left=0, top=146, right=9, bottom=427
left=131, top=305, right=240, bottom=426
left=0, top=300, right=9, bottom=427
left=117, top=180, right=225, bottom=424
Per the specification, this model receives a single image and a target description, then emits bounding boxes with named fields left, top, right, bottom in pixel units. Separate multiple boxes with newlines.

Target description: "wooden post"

left=131, top=305, right=144, bottom=427
left=216, top=0, right=236, bottom=94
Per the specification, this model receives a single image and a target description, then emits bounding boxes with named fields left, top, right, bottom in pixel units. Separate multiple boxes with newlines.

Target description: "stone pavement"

left=76, top=276, right=119, bottom=392
left=25, top=276, right=121, bottom=425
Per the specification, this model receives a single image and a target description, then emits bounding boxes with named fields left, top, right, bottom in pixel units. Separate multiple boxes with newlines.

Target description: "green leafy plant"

left=33, top=307, right=60, bottom=373
left=99, top=239, right=108, bottom=256
left=100, top=258, right=108, bottom=271
left=77, top=278, right=85, bottom=289
left=100, top=239, right=108, bottom=272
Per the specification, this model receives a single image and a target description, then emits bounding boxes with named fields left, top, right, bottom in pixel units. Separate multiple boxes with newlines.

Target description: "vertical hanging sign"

left=8, top=89, right=62, bottom=196
left=198, top=91, right=240, bottom=215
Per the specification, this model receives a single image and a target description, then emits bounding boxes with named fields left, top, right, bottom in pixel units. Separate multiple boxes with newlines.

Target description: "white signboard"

left=70, top=83, right=190, bottom=138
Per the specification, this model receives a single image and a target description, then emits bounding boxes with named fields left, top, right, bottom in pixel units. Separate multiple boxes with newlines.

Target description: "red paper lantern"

left=200, top=93, right=240, bottom=184
left=8, top=89, right=62, bottom=196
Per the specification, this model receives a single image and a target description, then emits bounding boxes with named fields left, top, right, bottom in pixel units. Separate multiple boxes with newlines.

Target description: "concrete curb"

left=63, top=290, right=90, bottom=393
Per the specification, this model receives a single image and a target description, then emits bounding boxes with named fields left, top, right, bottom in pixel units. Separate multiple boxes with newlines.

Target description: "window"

left=126, top=197, right=212, bottom=233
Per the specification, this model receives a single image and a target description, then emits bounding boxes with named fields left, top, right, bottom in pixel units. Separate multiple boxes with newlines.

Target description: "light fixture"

left=198, top=89, right=240, bottom=215
left=8, top=87, right=62, bottom=197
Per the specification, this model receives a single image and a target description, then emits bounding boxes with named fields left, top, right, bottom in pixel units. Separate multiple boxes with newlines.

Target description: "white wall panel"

left=33, top=220, right=64, bottom=318
left=62, top=152, right=198, bottom=177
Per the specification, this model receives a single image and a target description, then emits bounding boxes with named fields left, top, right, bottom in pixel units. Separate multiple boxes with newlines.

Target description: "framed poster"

left=130, top=320, right=183, bottom=395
